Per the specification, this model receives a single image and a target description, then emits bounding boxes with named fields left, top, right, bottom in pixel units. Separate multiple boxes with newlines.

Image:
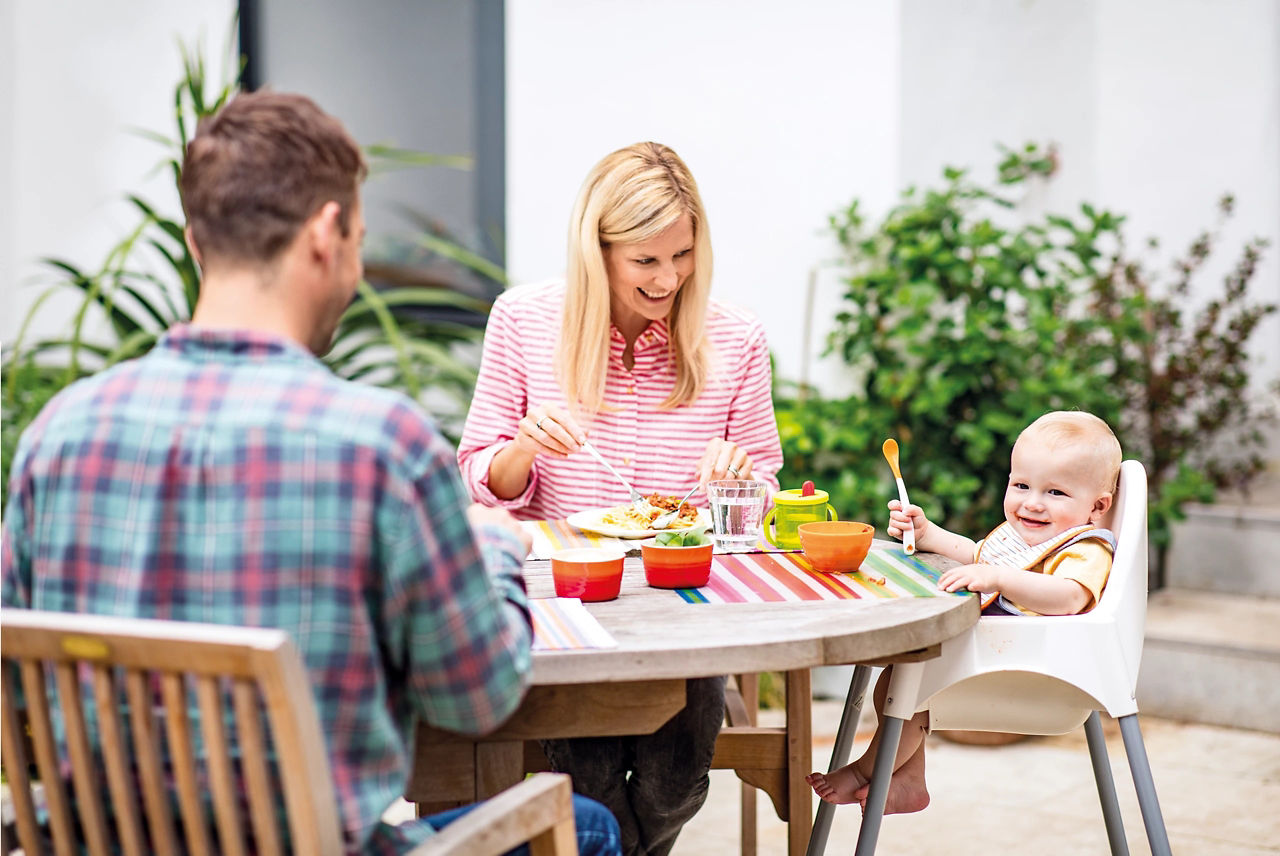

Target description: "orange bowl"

left=550, top=548, right=625, bottom=601
left=798, top=521, right=874, bottom=574
left=641, top=542, right=714, bottom=588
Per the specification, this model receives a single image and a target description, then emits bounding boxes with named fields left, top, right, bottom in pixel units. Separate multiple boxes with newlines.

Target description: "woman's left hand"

left=697, top=438, right=752, bottom=484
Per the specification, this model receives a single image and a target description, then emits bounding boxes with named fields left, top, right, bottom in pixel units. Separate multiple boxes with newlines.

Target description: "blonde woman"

left=458, top=142, right=782, bottom=854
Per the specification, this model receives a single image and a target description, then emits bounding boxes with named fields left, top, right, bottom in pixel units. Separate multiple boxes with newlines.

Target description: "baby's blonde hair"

left=557, top=142, right=714, bottom=414
left=1018, top=411, right=1123, bottom=494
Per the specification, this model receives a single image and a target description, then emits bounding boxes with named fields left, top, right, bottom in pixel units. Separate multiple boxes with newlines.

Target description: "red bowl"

left=641, top=542, right=714, bottom=588
left=550, top=548, right=625, bottom=602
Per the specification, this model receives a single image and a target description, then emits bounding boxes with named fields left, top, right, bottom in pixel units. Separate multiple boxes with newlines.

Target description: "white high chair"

left=812, top=460, right=1172, bottom=856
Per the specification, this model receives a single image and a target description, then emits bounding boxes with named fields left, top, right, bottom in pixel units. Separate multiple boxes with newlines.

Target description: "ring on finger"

left=727, top=464, right=740, bottom=477
left=535, top=418, right=546, bottom=432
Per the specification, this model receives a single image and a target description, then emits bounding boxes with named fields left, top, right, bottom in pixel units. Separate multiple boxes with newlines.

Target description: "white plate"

left=566, top=506, right=712, bottom=540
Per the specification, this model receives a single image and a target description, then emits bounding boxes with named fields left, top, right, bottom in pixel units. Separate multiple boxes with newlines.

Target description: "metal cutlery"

left=581, top=441, right=648, bottom=510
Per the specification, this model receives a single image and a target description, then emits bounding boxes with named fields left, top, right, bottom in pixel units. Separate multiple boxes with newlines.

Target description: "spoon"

left=881, top=439, right=916, bottom=555
left=651, top=483, right=702, bottom=530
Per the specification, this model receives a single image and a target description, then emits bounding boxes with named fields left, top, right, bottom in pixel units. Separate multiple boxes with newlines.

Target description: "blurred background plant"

left=1, top=35, right=500, bottom=508
left=774, top=143, right=1277, bottom=588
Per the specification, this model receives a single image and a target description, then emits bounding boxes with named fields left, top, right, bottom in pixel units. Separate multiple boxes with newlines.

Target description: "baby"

left=806, top=410, right=1123, bottom=813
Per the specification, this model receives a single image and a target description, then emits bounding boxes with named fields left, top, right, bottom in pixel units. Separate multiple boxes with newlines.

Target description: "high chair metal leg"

left=852, top=714, right=901, bottom=856
left=853, top=663, right=923, bottom=856
left=806, top=665, right=872, bottom=856
left=1118, top=715, right=1172, bottom=856
left=1084, top=711, right=1129, bottom=856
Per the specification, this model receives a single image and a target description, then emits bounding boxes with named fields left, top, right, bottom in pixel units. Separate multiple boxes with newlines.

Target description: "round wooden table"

left=409, top=544, right=977, bottom=856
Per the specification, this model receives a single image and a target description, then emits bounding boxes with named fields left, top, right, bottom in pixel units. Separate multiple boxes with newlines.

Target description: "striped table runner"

left=524, top=518, right=793, bottom=560
left=675, top=547, right=963, bottom=604
left=524, top=519, right=634, bottom=559
left=530, top=597, right=619, bottom=651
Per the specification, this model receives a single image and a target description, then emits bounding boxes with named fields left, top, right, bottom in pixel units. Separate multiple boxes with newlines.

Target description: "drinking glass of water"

left=706, top=479, right=769, bottom=552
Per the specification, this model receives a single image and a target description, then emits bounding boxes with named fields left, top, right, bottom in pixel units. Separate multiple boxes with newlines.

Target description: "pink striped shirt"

left=459, top=280, right=783, bottom=521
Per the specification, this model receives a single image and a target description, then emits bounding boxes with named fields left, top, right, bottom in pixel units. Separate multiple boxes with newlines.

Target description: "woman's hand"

left=515, top=403, right=586, bottom=459
left=487, top=403, right=586, bottom=500
left=697, top=438, right=753, bottom=484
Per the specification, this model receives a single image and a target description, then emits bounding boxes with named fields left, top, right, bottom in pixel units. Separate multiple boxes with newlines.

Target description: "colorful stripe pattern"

left=531, top=597, right=619, bottom=650
left=674, top=547, right=963, bottom=604
left=524, top=519, right=794, bottom=560
left=525, top=519, right=633, bottom=559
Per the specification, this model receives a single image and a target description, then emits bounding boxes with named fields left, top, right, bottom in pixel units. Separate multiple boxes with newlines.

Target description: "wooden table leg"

left=476, top=740, right=525, bottom=801
left=786, top=668, right=813, bottom=856
left=735, top=673, right=759, bottom=856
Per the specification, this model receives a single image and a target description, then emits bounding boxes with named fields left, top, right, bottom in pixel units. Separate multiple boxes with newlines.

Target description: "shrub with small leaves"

left=776, top=143, right=1276, bottom=587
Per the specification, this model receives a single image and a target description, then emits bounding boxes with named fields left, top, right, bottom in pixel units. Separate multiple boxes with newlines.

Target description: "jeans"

left=425, top=793, right=622, bottom=856
left=541, top=675, right=727, bottom=856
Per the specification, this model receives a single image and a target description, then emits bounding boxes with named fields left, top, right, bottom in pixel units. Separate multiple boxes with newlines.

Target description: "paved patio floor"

left=672, top=699, right=1280, bottom=855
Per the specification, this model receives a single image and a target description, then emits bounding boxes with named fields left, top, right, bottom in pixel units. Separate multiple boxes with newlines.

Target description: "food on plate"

left=599, top=492, right=700, bottom=532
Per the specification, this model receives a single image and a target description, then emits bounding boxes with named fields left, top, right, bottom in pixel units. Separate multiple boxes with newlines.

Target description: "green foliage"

left=1087, top=195, right=1277, bottom=565
left=776, top=143, right=1277, bottom=584
left=654, top=525, right=710, bottom=547
left=2, top=35, right=498, bottom=509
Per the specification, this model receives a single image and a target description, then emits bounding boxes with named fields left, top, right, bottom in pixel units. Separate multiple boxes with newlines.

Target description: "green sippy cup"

left=763, top=481, right=838, bottom=549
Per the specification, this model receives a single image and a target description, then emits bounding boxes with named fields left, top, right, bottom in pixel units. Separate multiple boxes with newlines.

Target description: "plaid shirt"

left=1, top=325, right=533, bottom=853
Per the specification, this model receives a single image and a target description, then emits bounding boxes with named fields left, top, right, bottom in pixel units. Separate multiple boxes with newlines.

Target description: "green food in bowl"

left=654, top=524, right=710, bottom=547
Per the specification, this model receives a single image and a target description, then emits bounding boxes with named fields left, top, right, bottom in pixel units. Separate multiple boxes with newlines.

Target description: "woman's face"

left=603, top=213, right=695, bottom=339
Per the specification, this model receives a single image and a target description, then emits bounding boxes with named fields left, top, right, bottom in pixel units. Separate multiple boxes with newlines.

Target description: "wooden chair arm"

left=406, top=772, right=578, bottom=856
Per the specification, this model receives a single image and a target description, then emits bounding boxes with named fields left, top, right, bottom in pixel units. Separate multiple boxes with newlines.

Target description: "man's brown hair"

left=181, top=91, right=367, bottom=266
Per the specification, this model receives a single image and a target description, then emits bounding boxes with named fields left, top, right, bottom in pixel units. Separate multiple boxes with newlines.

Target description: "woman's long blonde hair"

left=556, top=142, right=713, bottom=414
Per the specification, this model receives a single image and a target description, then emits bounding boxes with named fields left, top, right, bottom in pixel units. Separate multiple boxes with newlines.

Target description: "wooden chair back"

left=1, top=609, right=343, bottom=856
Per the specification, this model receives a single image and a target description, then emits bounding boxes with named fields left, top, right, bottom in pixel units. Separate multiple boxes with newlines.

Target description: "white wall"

left=0, top=0, right=236, bottom=346
left=899, top=0, right=1100, bottom=211
left=505, top=0, right=903, bottom=393
left=899, top=0, right=1278, bottom=400
left=6, top=1, right=1277, bottom=416
left=1094, top=0, right=1280, bottom=388
left=509, top=0, right=1280, bottom=411
left=0, top=0, right=15, bottom=344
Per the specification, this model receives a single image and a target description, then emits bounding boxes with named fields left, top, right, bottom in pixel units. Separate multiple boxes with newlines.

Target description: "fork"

left=581, top=441, right=649, bottom=510
left=651, top=483, right=701, bottom=530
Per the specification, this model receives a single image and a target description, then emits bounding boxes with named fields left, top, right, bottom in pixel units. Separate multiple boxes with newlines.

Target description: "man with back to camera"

left=0, top=90, right=621, bottom=855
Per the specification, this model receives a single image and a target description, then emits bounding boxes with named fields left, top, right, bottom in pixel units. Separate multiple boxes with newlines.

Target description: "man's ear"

left=184, top=226, right=204, bottom=268
left=1091, top=492, right=1114, bottom=524
left=306, top=201, right=344, bottom=265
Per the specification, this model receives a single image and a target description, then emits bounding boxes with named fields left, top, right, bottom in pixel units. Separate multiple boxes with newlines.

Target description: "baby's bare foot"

left=805, top=763, right=869, bottom=805
left=853, top=742, right=930, bottom=815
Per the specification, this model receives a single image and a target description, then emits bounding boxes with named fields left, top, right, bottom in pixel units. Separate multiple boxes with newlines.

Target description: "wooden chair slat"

left=53, top=662, right=112, bottom=856
left=91, top=664, right=147, bottom=856
left=125, top=669, right=180, bottom=853
left=196, top=675, right=247, bottom=856
left=418, top=772, right=579, bottom=856
left=1, top=664, right=43, bottom=856
left=254, top=647, right=344, bottom=855
left=21, top=660, right=76, bottom=856
left=162, top=671, right=213, bottom=856
left=233, top=678, right=284, bottom=856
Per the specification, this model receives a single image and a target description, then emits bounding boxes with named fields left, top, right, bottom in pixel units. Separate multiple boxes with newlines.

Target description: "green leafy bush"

left=776, top=144, right=1276, bottom=585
